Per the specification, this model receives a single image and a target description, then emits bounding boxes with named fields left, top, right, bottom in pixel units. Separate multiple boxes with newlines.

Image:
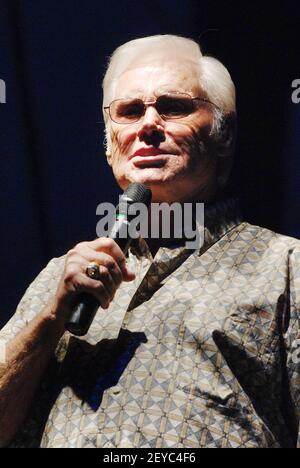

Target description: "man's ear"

left=104, top=126, right=113, bottom=166
left=105, top=149, right=112, bottom=166
left=216, top=112, right=237, bottom=156
left=215, top=112, right=237, bottom=188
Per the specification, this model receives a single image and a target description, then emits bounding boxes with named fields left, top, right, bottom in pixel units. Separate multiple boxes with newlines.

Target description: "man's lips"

left=130, top=147, right=174, bottom=159
left=129, top=148, right=174, bottom=167
left=131, top=155, right=169, bottom=168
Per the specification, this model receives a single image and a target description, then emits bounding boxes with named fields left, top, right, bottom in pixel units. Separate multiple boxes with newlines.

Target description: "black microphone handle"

left=65, top=293, right=100, bottom=336
left=65, top=236, right=131, bottom=336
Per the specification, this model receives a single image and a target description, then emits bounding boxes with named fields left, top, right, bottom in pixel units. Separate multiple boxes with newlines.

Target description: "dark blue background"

left=1, top=0, right=300, bottom=326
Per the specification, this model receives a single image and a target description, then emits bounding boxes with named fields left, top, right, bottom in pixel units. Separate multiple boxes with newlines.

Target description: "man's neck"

left=146, top=204, right=198, bottom=258
left=146, top=236, right=186, bottom=258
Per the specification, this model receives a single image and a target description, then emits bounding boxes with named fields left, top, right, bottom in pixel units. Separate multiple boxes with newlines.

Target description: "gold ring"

left=86, top=262, right=101, bottom=280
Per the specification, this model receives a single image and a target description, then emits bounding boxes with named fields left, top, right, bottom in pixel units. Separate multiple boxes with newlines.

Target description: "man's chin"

left=127, top=177, right=179, bottom=203
left=127, top=169, right=171, bottom=187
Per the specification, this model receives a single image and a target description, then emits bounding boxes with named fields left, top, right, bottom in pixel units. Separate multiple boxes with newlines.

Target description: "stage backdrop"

left=1, top=1, right=300, bottom=326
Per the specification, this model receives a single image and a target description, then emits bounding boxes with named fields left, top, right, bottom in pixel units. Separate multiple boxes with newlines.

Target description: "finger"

left=73, top=272, right=112, bottom=309
left=121, top=263, right=136, bottom=282
left=96, top=264, right=116, bottom=300
left=75, top=246, right=123, bottom=288
left=63, top=260, right=112, bottom=309
left=65, top=258, right=116, bottom=301
left=79, top=239, right=136, bottom=282
left=88, top=238, right=126, bottom=266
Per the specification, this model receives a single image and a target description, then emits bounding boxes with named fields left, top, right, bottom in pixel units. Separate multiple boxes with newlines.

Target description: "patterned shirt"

left=1, top=199, right=300, bottom=448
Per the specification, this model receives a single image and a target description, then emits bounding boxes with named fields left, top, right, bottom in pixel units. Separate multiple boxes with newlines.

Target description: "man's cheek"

left=177, top=132, right=200, bottom=156
left=111, top=131, right=134, bottom=157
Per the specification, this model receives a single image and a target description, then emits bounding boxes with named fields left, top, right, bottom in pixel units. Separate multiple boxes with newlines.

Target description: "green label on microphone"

left=116, top=213, right=127, bottom=220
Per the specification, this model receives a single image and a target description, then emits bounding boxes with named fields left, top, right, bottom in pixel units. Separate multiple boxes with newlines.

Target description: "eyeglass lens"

left=111, top=94, right=195, bottom=123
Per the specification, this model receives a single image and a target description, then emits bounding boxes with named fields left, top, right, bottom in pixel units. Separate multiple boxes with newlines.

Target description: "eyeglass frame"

left=103, top=91, right=219, bottom=124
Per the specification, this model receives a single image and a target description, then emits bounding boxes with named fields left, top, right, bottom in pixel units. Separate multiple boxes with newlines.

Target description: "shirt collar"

left=129, top=198, right=243, bottom=259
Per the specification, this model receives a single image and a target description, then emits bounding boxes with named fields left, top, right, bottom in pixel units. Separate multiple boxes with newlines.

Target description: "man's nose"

left=137, top=106, right=165, bottom=145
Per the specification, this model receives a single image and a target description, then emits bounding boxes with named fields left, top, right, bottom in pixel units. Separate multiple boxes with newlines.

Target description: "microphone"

left=65, top=183, right=152, bottom=336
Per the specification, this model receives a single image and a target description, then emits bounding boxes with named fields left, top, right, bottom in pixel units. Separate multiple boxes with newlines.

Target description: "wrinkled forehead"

left=126, top=47, right=200, bottom=69
left=111, top=56, right=201, bottom=101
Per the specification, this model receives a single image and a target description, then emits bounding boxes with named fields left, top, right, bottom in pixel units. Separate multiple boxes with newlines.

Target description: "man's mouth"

left=130, top=147, right=173, bottom=167
left=131, top=155, right=168, bottom=168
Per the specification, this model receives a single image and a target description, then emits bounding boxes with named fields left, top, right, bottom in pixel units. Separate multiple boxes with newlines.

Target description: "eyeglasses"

left=104, top=92, right=217, bottom=124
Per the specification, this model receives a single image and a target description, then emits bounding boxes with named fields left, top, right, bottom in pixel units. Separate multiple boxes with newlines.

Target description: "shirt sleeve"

left=0, top=256, right=65, bottom=344
left=285, top=245, right=300, bottom=448
left=0, top=256, right=69, bottom=447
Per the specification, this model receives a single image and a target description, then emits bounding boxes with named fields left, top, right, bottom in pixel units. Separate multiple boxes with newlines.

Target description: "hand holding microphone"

left=51, top=184, right=152, bottom=336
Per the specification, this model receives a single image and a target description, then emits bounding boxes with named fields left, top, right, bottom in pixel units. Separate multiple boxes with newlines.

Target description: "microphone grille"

left=123, top=183, right=152, bottom=206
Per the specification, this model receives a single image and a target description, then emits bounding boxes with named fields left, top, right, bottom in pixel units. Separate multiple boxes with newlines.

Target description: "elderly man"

left=0, top=35, right=299, bottom=448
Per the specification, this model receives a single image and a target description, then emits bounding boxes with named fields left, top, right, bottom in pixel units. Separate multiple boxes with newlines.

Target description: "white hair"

left=102, top=35, right=236, bottom=187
